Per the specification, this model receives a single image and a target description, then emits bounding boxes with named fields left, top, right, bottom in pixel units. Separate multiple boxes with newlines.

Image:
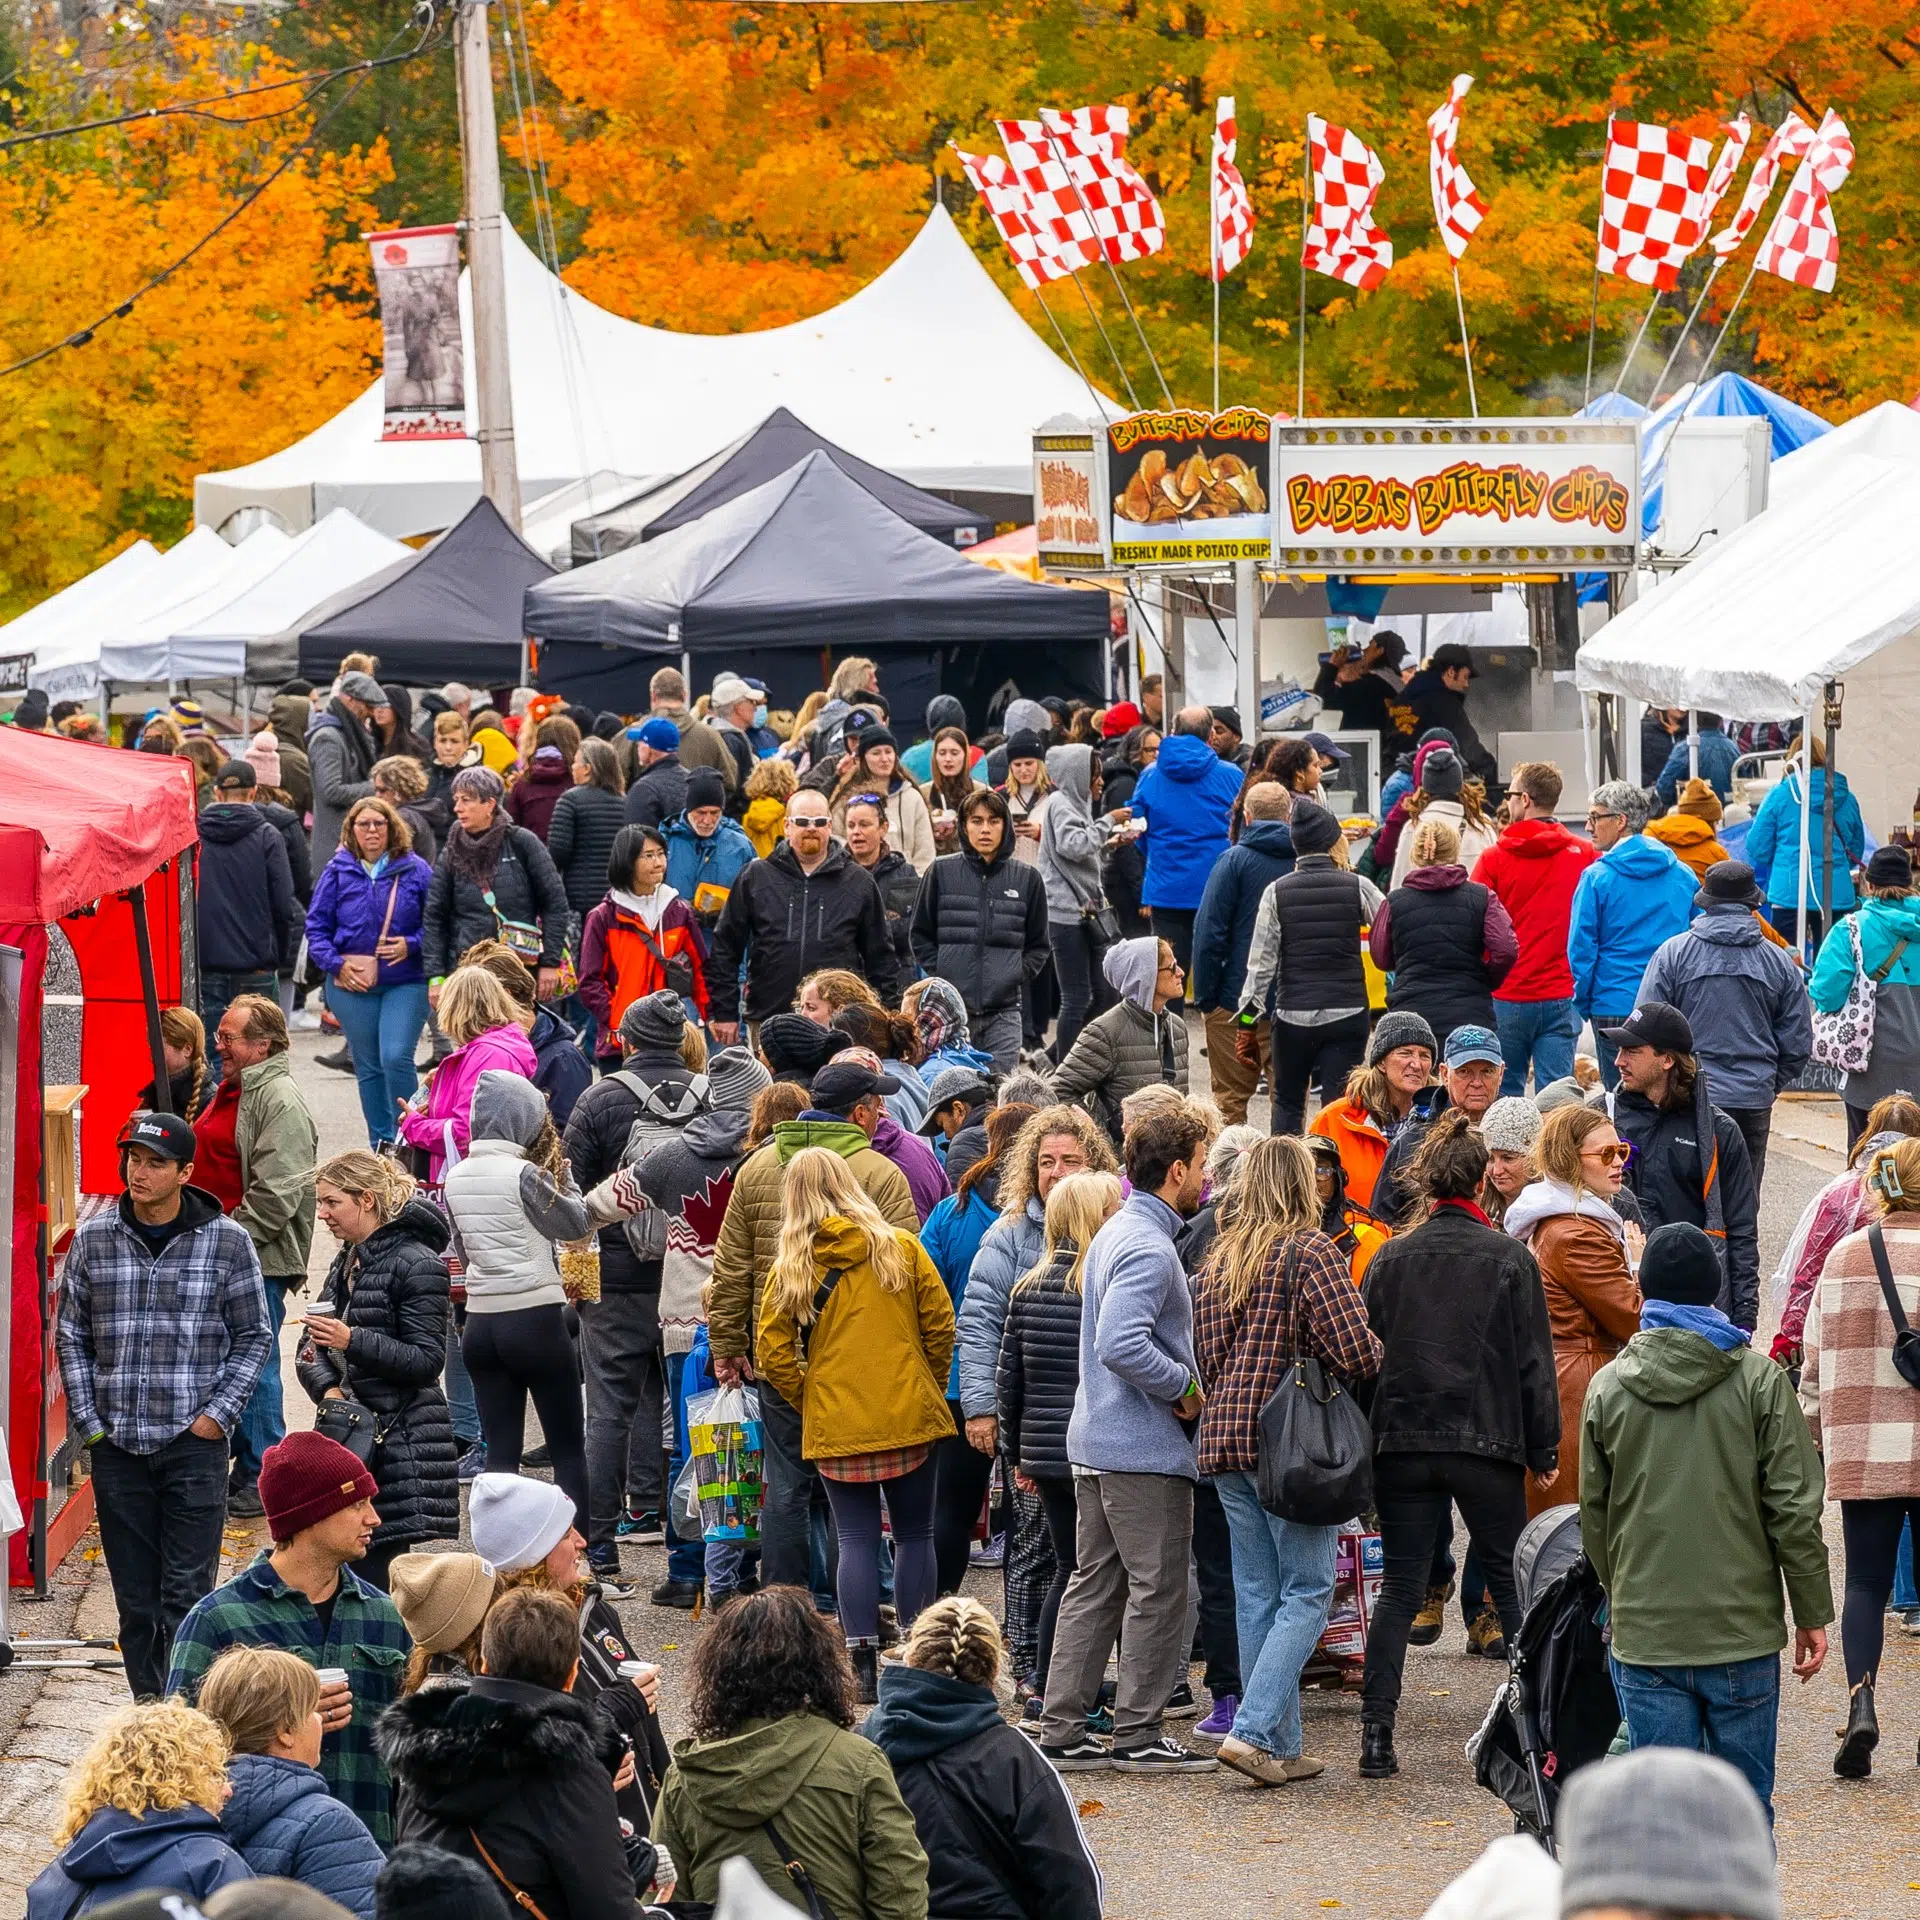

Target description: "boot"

left=1358, top=1721, right=1398, bottom=1779
left=849, top=1640, right=879, bottom=1707
left=1466, top=1604, right=1507, bottom=1662
left=1408, top=1579, right=1454, bottom=1648
left=1835, top=1676, right=1879, bottom=1778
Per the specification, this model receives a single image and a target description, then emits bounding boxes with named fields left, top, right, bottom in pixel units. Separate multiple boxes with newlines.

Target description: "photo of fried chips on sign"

left=1106, top=407, right=1273, bottom=563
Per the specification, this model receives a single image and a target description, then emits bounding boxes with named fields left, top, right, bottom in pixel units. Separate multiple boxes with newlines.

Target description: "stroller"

left=1469, top=1505, right=1620, bottom=1852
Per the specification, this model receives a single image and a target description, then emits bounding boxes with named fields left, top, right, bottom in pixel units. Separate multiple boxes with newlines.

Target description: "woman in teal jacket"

left=1810, top=847, right=1920, bottom=1147
left=1745, top=743, right=1865, bottom=952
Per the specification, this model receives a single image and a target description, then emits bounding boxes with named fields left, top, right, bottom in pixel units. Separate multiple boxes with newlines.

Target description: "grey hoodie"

left=1038, top=743, right=1115, bottom=920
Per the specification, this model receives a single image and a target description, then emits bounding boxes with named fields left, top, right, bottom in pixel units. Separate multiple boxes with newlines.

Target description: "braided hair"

left=903, top=1595, right=1002, bottom=1689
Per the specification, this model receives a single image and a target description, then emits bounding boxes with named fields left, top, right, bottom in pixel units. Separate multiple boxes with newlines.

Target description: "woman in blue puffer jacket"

left=1745, top=739, right=1866, bottom=955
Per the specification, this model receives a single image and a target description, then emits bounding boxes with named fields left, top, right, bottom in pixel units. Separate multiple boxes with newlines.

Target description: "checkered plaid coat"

left=1800, top=1220, right=1920, bottom=1501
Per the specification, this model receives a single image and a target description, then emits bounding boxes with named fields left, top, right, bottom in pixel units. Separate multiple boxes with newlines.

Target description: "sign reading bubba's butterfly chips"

left=1274, top=419, right=1640, bottom=573
left=370, top=224, right=466, bottom=441
left=1107, top=407, right=1271, bottom=565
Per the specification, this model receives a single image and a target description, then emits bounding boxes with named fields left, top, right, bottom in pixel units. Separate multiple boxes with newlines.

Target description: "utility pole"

left=455, top=0, right=521, bottom=532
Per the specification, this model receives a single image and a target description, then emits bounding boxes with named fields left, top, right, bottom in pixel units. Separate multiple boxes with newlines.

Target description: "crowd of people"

left=18, top=638, right=1918, bottom=1920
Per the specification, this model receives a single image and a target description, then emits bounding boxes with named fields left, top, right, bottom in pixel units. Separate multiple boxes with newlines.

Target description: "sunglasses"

left=789, top=814, right=832, bottom=829
left=1585, top=1143, right=1633, bottom=1167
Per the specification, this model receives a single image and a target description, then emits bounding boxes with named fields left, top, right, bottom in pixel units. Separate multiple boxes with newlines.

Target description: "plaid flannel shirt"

left=1194, top=1228, right=1383, bottom=1477
left=55, top=1191, right=271, bottom=1454
left=166, top=1552, right=408, bottom=1845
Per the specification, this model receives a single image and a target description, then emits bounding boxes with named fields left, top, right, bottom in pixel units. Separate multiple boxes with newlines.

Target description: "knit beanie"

left=758, top=1012, right=852, bottom=1082
left=377, top=1843, right=513, bottom=1920
left=1867, top=844, right=1913, bottom=890
left=10, top=688, right=49, bottom=731
left=244, top=730, right=282, bottom=788
left=1419, top=747, right=1465, bottom=801
left=684, top=769, right=727, bottom=812
left=856, top=725, right=899, bottom=758
left=389, top=1551, right=495, bottom=1654
left=619, top=988, right=687, bottom=1055
left=707, top=1045, right=772, bottom=1111
left=1367, top=1009, right=1438, bottom=1067
left=1006, top=728, right=1049, bottom=764
left=1557, top=1748, right=1778, bottom=1920
left=1534, top=1076, right=1591, bottom=1113
left=1638, top=1221, right=1723, bottom=1306
left=169, top=695, right=209, bottom=736
left=468, top=1472, right=576, bottom=1573
left=1674, top=775, right=1723, bottom=824
left=1478, top=1096, right=1542, bottom=1155
left=258, top=1432, right=377, bottom=1541
left=1288, top=798, right=1343, bottom=857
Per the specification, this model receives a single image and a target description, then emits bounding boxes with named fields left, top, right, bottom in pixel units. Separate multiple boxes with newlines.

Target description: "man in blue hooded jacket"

left=1128, top=704, right=1245, bottom=978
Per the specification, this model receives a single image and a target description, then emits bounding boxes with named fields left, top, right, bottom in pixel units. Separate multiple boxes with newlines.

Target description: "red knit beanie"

left=259, top=1432, right=377, bottom=1541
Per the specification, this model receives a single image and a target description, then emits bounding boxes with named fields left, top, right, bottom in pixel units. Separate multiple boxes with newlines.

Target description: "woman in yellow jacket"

left=757, top=1144, right=955, bottom=1700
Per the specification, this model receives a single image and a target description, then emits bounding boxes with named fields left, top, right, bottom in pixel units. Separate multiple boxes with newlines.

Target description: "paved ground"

left=0, top=1023, right=1909, bottom=1918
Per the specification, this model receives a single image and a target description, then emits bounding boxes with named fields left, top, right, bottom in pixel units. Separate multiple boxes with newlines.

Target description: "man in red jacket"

left=1472, top=762, right=1597, bottom=1097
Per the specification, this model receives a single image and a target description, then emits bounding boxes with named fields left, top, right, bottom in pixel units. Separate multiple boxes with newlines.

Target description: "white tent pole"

left=1688, top=708, right=1699, bottom=781
left=1797, top=702, right=1815, bottom=960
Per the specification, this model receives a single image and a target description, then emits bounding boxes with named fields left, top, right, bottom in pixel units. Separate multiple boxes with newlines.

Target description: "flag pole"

left=1451, top=262, right=1478, bottom=417
left=1211, top=195, right=1221, bottom=413
left=1582, top=260, right=1601, bottom=404
left=1644, top=257, right=1723, bottom=404
left=1070, top=271, right=1142, bottom=408
left=1108, top=267, right=1176, bottom=407
left=1606, top=289, right=1661, bottom=396
left=1696, top=251, right=1763, bottom=388
left=1296, top=120, right=1309, bottom=418
left=1034, top=285, right=1102, bottom=408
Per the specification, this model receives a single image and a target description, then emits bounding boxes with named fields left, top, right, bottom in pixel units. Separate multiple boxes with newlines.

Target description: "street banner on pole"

left=369, top=224, right=466, bottom=441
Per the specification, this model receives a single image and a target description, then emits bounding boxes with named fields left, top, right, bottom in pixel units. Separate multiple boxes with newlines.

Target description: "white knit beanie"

left=468, top=1473, right=576, bottom=1572
left=1479, top=1096, right=1542, bottom=1155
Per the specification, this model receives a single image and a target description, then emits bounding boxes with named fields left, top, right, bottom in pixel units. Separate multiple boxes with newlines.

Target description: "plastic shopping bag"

left=687, top=1385, right=765, bottom=1545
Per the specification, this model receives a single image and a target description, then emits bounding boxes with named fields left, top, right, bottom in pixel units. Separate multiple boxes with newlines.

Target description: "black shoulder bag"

left=1255, top=1244, right=1375, bottom=1525
left=1867, top=1222, right=1920, bottom=1389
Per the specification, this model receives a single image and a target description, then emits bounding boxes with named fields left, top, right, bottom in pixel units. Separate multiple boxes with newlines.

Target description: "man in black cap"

left=1312, top=630, right=1408, bottom=750
left=1602, top=1001, right=1761, bottom=1330
left=198, top=760, right=298, bottom=1082
left=54, top=1112, right=272, bottom=1696
left=1637, top=861, right=1811, bottom=1190
left=1207, top=706, right=1251, bottom=769
left=1401, top=642, right=1497, bottom=785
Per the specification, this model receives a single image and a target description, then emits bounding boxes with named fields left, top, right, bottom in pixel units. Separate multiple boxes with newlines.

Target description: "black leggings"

left=462, top=1305, right=590, bottom=1525
left=1840, top=1496, right=1920, bottom=1686
left=932, top=1408, right=993, bottom=1595
left=1034, top=1475, right=1080, bottom=1695
left=822, top=1456, right=938, bottom=1642
left=1269, top=1011, right=1371, bottom=1137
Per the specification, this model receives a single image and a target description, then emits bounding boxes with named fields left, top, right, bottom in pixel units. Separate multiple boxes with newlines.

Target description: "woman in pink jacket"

left=398, top=965, right=538, bottom=1185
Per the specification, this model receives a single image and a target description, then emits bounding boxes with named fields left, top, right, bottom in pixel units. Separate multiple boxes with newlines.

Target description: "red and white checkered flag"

left=1697, top=114, right=1753, bottom=230
left=1427, top=74, right=1486, bottom=262
left=1036, top=105, right=1167, bottom=263
left=995, top=118, right=1103, bottom=273
left=953, top=146, right=1080, bottom=289
left=1303, top=114, right=1393, bottom=290
left=1596, top=117, right=1713, bottom=288
left=1757, top=110, right=1856, bottom=292
left=1711, top=113, right=1814, bottom=258
left=1210, top=96, right=1253, bottom=281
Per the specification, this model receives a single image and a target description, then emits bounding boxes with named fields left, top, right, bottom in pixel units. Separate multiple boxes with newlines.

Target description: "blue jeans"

left=201, top=969, right=277, bottom=1086
left=1493, top=996, right=1579, bottom=1098
left=444, top=1305, right=480, bottom=1445
left=327, top=979, right=429, bottom=1147
left=230, top=1277, right=291, bottom=1486
left=1610, top=1651, right=1781, bottom=1823
left=1590, top=1009, right=1634, bottom=1092
left=1212, top=1471, right=1337, bottom=1759
left=1897, top=1518, right=1917, bottom=1613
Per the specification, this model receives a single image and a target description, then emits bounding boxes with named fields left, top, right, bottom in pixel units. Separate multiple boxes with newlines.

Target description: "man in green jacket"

left=1581, top=1221, right=1832, bottom=1822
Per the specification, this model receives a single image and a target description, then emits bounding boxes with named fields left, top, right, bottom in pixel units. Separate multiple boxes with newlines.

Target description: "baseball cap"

left=214, top=759, right=258, bottom=790
left=629, top=717, right=680, bottom=752
left=811, top=1052, right=902, bottom=1108
left=117, top=1110, right=198, bottom=1164
left=1303, top=730, right=1350, bottom=766
left=1442, top=1023, right=1504, bottom=1070
left=1598, top=1001, right=1694, bottom=1056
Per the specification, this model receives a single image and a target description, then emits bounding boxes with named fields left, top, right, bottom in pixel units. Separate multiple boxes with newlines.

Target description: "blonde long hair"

left=1535, top=1104, right=1614, bottom=1205
left=1405, top=776, right=1492, bottom=830
left=55, top=1702, right=230, bottom=1845
left=1201, top=1136, right=1321, bottom=1311
left=159, top=1005, right=210, bottom=1121
left=1015, top=1170, right=1123, bottom=1298
left=766, top=1147, right=909, bottom=1321
left=316, top=1149, right=417, bottom=1223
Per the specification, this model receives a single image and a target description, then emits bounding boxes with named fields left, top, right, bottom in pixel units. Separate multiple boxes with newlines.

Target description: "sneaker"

left=226, top=1482, right=264, bottom=1518
left=315, top=1045, right=355, bottom=1073
left=1218, top=1736, right=1323, bottom=1785
left=586, top=1544, right=634, bottom=1598
left=1466, top=1605, right=1507, bottom=1661
left=288, top=1007, right=323, bottom=1032
left=1408, top=1578, right=1454, bottom=1648
left=1021, top=1694, right=1045, bottom=1725
left=969, top=1532, right=1005, bottom=1568
left=1165, top=1678, right=1200, bottom=1719
left=651, top=1577, right=701, bottom=1610
left=1194, top=1692, right=1238, bottom=1742
left=1038, top=1738, right=1112, bottom=1773
left=1903, top=1610, right=1920, bottom=1637
left=1084, top=1703, right=1114, bottom=1737
left=522, top=1443, right=552, bottom=1469
left=456, top=1442, right=487, bottom=1483
left=621, top=1509, right=665, bottom=1545
left=1110, top=1735, right=1219, bottom=1773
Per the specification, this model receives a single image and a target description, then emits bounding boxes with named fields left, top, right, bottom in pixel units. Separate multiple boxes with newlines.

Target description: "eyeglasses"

left=1584, top=1143, right=1633, bottom=1167
left=1585, top=809, right=1622, bottom=825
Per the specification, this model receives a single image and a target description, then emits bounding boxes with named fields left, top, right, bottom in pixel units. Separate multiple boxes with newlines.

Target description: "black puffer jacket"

left=909, top=845, right=1050, bottom=1014
left=996, top=1244, right=1084, bottom=1481
left=1361, top=1205, right=1560, bottom=1474
left=624, top=755, right=687, bottom=829
left=257, top=799, right=314, bottom=908
left=546, top=784, right=628, bottom=922
left=378, top=1677, right=644, bottom=1920
left=864, top=848, right=921, bottom=981
left=296, top=1198, right=458, bottom=1550
left=423, top=824, right=570, bottom=976
left=707, top=839, right=902, bottom=1024
left=197, top=801, right=298, bottom=974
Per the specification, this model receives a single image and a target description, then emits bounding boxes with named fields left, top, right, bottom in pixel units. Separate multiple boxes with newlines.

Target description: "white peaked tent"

left=521, top=471, right=653, bottom=568
left=98, top=526, right=297, bottom=686
left=4, top=540, right=161, bottom=692
left=194, top=209, right=1115, bottom=540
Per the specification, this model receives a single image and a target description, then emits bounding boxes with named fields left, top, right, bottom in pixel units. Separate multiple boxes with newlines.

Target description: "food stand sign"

left=1107, top=407, right=1272, bottom=566
left=0, top=654, right=30, bottom=694
left=1273, top=419, right=1640, bottom=574
left=1032, top=425, right=1109, bottom=574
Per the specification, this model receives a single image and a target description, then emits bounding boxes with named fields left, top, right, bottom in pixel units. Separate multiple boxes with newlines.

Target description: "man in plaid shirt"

left=168, top=1431, right=408, bottom=1846
left=56, top=1111, right=271, bottom=1699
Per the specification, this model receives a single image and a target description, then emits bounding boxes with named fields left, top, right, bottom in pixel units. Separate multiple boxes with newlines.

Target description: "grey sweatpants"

left=1038, top=1470, right=1194, bottom=1749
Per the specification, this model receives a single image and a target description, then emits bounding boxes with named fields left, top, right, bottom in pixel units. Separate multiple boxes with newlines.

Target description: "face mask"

left=753, top=704, right=768, bottom=730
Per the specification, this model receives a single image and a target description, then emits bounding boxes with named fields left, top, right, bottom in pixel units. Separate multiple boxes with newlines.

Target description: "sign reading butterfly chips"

left=1107, top=407, right=1272, bottom=565
left=1274, top=419, right=1640, bottom=573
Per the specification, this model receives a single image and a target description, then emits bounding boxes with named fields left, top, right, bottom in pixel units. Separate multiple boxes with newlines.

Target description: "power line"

left=0, top=5, right=446, bottom=380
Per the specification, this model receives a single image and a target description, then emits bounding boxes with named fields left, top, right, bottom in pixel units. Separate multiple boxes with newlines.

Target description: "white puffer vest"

left=443, top=1141, right=566, bottom=1313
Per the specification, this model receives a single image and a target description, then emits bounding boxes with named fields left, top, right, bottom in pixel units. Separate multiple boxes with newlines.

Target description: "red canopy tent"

left=0, top=730, right=198, bottom=1587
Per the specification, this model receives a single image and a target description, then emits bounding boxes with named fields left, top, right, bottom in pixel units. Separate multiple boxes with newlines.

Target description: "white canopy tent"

left=4, top=540, right=161, bottom=695
left=521, top=471, right=652, bottom=569
left=195, top=209, right=1115, bottom=540
left=97, top=526, right=297, bottom=688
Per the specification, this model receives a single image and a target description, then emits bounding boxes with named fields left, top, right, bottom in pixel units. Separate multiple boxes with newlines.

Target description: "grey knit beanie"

left=706, top=1046, right=772, bottom=1111
left=1478, top=1096, right=1541, bottom=1155
left=1558, top=1749, right=1779, bottom=1920
left=1367, top=1010, right=1437, bottom=1067
left=619, top=988, right=687, bottom=1054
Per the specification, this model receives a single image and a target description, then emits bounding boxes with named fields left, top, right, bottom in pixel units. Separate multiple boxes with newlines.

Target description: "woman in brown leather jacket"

left=1501, top=1103, right=1642, bottom=1514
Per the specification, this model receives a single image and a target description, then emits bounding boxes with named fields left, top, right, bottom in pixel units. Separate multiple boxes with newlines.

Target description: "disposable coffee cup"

left=315, top=1667, right=349, bottom=1690
left=618, top=1659, right=655, bottom=1680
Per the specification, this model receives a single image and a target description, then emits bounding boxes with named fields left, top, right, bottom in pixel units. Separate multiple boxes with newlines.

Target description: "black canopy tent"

left=529, top=452, right=1109, bottom=719
left=569, top=406, right=986, bottom=564
left=246, top=497, right=554, bottom=687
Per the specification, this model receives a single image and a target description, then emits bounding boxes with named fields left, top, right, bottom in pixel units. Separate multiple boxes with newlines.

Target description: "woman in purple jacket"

left=307, top=796, right=436, bottom=1146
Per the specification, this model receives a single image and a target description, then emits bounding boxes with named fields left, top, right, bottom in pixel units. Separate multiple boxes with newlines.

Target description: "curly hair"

left=799, top=968, right=881, bottom=1019
left=686, top=1587, right=857, bottom=1739
left=904, top=1596, right=1003, bottom=1688
left=746, top=1081, right=809, bottom=1149
left=745, top=757, right=797, bottom=804
left=997, top=1104, right=1119, bottom=1218
left=56, top=1701, right=230, bottom=1845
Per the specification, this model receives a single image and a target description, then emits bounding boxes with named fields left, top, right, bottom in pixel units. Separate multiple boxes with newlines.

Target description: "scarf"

left=913, top=979, right=970, bottom=1055
left=358, top=854, right=392, bottom=880
left=1432, top=1196, right=1490, bottom=1226
left=447, top=816, right=510, bottom=889
left=1640, top=1298, right=1750, bottom=1349
left=325, top=695, right=378, bottom=783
